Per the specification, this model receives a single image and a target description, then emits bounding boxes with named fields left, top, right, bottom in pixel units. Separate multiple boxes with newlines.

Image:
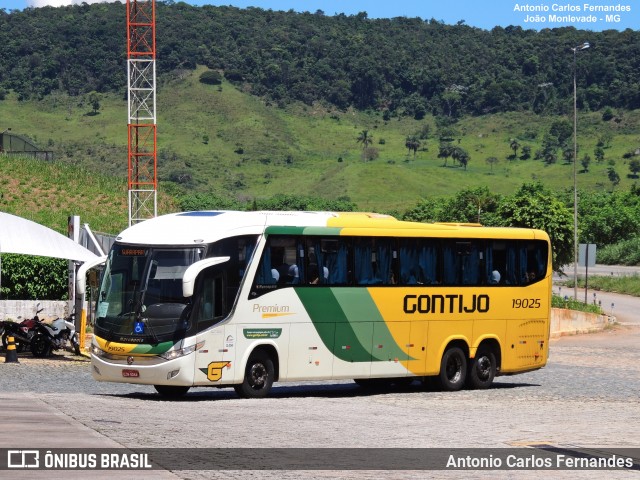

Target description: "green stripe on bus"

left=295, top=288, right=370, bottom=362
left=302, top=227, right=343, bottom=236
left=295, top=287, right=410, bottom=363
left=265, top=226, right=343, bottom=236
left=333, top=289, right=411, bottom=361
left=130, top=341, right=174, bottom=354
left=265, top=226, right=306, bottom=235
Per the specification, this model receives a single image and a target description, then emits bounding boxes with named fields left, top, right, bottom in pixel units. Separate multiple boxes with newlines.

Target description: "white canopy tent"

left=0, top=212, right=98, bottom=295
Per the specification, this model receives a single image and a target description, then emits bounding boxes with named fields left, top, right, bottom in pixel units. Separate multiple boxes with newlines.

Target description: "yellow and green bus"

left=86, top=211, right=551, bottom=398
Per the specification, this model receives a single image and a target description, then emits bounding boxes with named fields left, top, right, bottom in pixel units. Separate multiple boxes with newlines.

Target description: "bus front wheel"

left=234, top=350, right=275, bottom=399
left=466, top=347, right=496, bottom=389
left=439, top=346, right=467, bottom=391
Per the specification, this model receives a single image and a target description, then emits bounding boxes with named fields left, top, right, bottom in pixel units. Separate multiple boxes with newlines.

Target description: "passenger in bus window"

left=490, top=269, right=501, bottom=284
left=307, top=252, right=328, bottom=284
left=270, top=247, right=291, bottom=284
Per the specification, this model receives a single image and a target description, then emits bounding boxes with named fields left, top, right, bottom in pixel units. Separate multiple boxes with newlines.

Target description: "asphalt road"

left=554, top=264, right=639, bottom=323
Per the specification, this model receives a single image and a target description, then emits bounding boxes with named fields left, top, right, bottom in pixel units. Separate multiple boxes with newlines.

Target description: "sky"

left=1, top=0, right=638, bottom=32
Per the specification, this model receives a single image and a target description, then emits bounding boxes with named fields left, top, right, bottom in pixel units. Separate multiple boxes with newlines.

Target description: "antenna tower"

left=127, top=0, right=157, bottom=226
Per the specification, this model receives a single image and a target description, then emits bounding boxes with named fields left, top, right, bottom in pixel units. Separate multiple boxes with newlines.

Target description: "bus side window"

left=399, top=238, right=437, bottom=285
left=353, top=238, right=392, bottom=285
left=321, top=238, right=348, bottom=285
left=254, top=236, right=300, bottom=288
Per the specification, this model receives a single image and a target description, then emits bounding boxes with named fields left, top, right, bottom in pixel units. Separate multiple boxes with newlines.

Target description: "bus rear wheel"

left=154, top=385, right=190, bottom=397
left=466, top=347, right=496, bottom=389
left=439, top=346, right=467, bottom=391
left=234, top=350, right=274, bottom=399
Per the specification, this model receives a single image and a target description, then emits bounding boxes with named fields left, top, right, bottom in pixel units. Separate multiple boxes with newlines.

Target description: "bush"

left=0, top=254, right=68, bottom=300
left=199, top=70, right=222, bottom=85
left=224, top=70, right=243, bottom=82
left=597, top=237, right=640, bottom=265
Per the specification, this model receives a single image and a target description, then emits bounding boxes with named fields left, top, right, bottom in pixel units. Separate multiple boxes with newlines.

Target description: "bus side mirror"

left=76, top=255, right=108, bottom=295
left=182, top=257, right=230, bottom=297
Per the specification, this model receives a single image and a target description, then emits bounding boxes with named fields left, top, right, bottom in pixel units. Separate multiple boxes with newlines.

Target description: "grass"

left=551, top=294, right=603, bottom=314
left=0, top=155, right=177, bottom=234
left=565, top=274, right=640, bottom=298
left=1, top=66, right=640, bottom=217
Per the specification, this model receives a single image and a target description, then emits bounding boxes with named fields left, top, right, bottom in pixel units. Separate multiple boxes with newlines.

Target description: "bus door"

left=191, top=269, right=237, bottom=386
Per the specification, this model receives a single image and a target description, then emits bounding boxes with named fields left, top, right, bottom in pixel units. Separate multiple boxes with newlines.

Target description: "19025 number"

left=512, top=298, right=541, bottom=309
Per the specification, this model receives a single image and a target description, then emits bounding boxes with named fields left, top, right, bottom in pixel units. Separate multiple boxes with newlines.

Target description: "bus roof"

left=115, top=211, right=549, bottom=246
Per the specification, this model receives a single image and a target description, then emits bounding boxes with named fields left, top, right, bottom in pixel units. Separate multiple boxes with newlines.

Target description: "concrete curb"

left=550, top=307, right=614, bottom=338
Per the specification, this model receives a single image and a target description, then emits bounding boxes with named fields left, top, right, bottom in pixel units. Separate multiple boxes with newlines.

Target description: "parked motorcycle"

left=29, top=313, right=81, bottom=357
left=1, top=305, right=43, bottom=352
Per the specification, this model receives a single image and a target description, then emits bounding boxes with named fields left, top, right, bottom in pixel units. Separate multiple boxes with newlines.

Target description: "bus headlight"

left=159, top=341, right=205, bottom=360
left=91, top=344, right=106, bottom=358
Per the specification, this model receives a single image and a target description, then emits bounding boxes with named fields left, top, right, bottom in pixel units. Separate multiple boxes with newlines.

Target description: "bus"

left=83, top=210, right=552, bottom=398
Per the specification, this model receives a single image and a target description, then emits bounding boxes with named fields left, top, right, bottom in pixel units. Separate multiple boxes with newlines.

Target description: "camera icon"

left=7, top=450, right=39, bottom=468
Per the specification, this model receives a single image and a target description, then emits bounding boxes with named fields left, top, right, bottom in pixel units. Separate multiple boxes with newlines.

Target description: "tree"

left=509, top=139, right=520, bottom=159
left=486, top=156, right=499, bottom=173
left=580, top=154, right=591, bottom=173
left=520, top=145, right=531, bottom=160
left=497, top=182, right=573, bottom=271
left=402, top=187, right=501, bottom=225
left=438, top=142, right=454, bottom=167
left=562, top=147, right=574, bottom=164
left=579, top=190, right=640, bottom=246
left=451, top=146, right=469, bottom=170
left=405, top=136, right=420, bottom=157
left=629, top=158, right=640, bottom=178
left=448, top=186, right=501, bottom=224
left=594, top=146, right=605, bottom=163
left=356, top=129, right=373, bottom=150
left=87, top=91, right=100, bottom=114
left=607, top=167, right=620, bottom=190
left=548, top=120, right=573, bottom=147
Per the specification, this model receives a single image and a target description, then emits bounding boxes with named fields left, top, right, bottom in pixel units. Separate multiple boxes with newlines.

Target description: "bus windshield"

left=95, top=245, right=204, bottom=342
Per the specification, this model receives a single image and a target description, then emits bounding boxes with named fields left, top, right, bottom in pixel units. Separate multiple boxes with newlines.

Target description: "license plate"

left=122, top=369, right=140, bottom=378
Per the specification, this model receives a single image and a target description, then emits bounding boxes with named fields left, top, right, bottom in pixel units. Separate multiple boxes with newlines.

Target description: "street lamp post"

left=572, top=42, right=589, bottom=301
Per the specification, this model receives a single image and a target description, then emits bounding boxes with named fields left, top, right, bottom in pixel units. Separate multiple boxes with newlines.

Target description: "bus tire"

left=154, top=385, right=190, bottom=397
left=439, top=346, right=467, bottom=391
left=466, top=347, right=496, bottom=390
left=234, top=350, right=274, bottom=399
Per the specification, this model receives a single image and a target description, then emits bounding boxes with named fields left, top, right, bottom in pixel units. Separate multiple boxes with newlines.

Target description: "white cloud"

left=27, top=0, right=117, bottom=8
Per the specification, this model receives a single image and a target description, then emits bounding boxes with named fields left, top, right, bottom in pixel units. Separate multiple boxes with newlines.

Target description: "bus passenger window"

left=353, top=238, right=392, bottom=285
left=254, top=236, right=300, bottom=289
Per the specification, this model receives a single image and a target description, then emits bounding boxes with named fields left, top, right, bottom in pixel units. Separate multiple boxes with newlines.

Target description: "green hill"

left=1, top=65, right=638, bottom=224
left=0, top=154, right=176, bottom=234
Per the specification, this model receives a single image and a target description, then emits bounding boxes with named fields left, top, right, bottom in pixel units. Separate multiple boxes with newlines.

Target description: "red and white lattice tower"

left=127, top=0, right=157, bottom=226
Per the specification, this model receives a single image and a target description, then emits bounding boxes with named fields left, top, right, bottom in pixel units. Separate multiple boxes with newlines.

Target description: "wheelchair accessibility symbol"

left=134, top=322, right=145, bottom=334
